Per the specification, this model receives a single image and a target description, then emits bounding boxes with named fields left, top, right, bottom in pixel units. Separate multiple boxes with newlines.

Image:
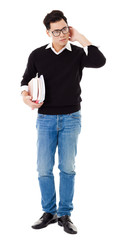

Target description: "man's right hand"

left=21, top=91, right=44, bottom=110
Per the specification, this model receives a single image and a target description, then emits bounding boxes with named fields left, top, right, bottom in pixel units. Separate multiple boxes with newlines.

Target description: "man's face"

left=46, top=19, right=70, bottom=47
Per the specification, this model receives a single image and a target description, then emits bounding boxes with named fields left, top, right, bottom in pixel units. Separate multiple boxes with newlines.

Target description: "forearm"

left=77, top=33, right=92, bottom=47
left=77, top=33, right=106, bottom=68
left=21, top=90, right=30, bottom=105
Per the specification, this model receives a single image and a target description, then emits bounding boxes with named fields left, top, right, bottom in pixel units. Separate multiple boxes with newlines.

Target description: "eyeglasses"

left=50, top=26, right=69, bottom=37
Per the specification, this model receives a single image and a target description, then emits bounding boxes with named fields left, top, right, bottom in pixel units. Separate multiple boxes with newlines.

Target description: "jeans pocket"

left=36, top=114, right=46, bottom=129
left=68, top=110, right=81, bottom=119
left=37, top=113, right=46, bottom=118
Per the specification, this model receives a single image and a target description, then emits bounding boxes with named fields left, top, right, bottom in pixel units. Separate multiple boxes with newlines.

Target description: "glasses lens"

left=53, top=30, right=60, bottom=37
left=62, top=27, right=69, bottom=34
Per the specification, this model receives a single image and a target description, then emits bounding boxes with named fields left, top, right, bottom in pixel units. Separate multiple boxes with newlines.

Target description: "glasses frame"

left=50, top=26, right=69, bottom=37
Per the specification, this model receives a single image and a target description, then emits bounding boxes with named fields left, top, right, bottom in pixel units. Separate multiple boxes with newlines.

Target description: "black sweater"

left=21, top=43, right=106, bottom=114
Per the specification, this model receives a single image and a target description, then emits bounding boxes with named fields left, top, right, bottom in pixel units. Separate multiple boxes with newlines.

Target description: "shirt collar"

left=45, top=41, right=72, bottom=55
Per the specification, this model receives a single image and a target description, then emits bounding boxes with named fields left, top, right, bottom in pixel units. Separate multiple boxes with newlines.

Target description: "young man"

left=21, top=10, right=106, bottom=234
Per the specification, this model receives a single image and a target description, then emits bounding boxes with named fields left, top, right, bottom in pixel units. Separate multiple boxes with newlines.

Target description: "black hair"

left=43, top=10, right=68, bottom=30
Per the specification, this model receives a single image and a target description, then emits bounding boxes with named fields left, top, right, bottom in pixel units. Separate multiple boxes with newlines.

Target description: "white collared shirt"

left=45, top=41, right=72, bottom=55
left=45, top=41, right=91, bottom=55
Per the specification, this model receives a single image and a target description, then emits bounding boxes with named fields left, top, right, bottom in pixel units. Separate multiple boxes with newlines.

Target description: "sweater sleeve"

left=81, top=45, right=106, bottom=68
left=20, top=51, right=37, bottom=88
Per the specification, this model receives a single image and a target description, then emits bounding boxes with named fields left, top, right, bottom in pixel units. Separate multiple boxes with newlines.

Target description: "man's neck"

left=52, top=42, right=66, bottom=53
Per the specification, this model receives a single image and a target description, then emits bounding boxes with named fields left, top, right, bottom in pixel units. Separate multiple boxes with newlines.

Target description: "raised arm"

left=69, top=26, right=106, bottom=68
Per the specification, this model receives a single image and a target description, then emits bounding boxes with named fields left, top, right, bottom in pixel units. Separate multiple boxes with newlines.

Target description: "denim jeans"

left=36, top=110, right=81, bottom=217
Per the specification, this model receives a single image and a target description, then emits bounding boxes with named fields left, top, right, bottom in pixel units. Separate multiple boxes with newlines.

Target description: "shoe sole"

left=32, top=218, right=58, bottom=229
left=58, top=221, right=77, bottom=234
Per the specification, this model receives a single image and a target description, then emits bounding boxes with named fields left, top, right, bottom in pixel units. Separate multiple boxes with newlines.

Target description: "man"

left=21, top=10, right=106, bottom=234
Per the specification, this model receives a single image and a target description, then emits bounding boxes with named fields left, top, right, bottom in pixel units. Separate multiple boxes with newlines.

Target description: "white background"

left=0, top=0, right=123, bottom=239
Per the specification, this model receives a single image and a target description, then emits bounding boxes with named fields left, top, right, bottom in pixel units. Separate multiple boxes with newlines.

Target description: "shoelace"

left=40, top=212, right=52, bottom=220
left=61, top=215, right=73, bottom=224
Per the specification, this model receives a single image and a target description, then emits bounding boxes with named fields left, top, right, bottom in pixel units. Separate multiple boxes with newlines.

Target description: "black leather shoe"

left=58, top=215, right=77, bottom=234
left=31, top=212, right=58, bottom=229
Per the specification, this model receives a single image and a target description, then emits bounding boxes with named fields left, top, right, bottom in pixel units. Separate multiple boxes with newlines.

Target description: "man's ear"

left=46, top=29, right=51, bottom=37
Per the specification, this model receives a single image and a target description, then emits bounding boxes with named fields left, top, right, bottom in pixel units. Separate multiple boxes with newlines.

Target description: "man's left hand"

left=68, top=26, right=92, bottom=47
left=68, top=26, right=80, bottom=42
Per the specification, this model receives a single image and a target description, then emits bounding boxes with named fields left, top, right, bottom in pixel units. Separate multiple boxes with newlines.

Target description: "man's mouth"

left=60, top=38, right=66, bottom=41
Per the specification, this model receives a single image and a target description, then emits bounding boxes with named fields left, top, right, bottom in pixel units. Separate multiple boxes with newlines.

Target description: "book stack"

left=28, top=73, right=45, bottom=103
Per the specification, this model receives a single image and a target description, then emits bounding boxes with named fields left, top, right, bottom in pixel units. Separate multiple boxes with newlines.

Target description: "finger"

left=69, top=27, right=73, bottom=31
left=32, top=102, right=44, bottom=108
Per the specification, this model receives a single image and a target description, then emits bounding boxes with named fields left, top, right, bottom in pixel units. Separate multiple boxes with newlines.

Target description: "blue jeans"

left=36, top=110, right=81, bottom=217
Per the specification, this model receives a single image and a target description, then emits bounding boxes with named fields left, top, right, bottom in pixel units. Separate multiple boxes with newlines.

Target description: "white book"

left=28, top=73, right=45, bottom=103
left=38, top=75, right=45, bottom=103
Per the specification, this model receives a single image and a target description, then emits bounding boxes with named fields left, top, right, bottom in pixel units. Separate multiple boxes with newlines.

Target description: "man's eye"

left=54, top=30, right=59, bottom=34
